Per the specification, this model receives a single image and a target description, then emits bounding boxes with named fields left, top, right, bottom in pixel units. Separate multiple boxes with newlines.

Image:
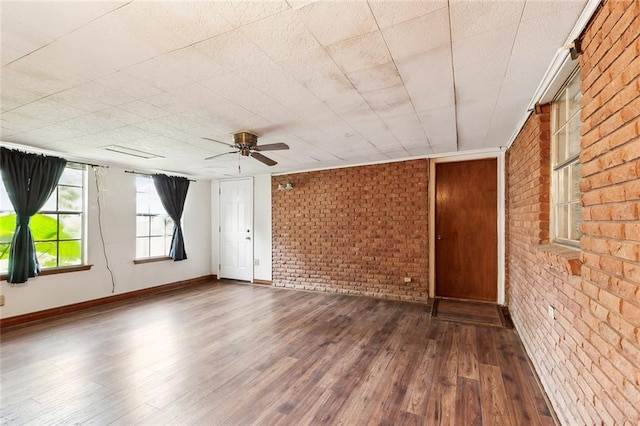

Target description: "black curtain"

left=0, top=148, right=67, bottom=283
left=153, top=174, right=190, bottom=261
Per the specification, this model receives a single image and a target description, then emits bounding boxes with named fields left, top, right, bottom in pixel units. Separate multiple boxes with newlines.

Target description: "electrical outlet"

left=254, top=258, right=260, bottom=266
left=0, top=295, right=5, bottom=307
left=404, top=277, right=412, bottom=283
left=548, top=305, right=555, bottom=320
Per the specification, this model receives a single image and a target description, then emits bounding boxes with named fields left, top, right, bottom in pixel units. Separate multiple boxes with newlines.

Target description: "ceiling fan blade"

left=253, top=143, right=289, bottom=152
left=205, top=150, right=237, bottom=160
left=202, top=137, right=236, bottom=148
left=250, top=152, right=277, bottom=166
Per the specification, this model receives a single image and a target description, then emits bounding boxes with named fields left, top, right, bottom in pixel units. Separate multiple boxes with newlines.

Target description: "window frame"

left=135, top=174, right=173, bottom=260
left=550, top=68, right=582, bottom=247
left=0, top=163, right=88, bottom=273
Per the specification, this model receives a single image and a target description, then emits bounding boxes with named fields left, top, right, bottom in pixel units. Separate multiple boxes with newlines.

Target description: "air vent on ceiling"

left=103, top=145, right=164, bottom=159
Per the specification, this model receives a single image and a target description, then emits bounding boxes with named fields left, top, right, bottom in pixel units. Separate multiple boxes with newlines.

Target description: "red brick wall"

left=507, top=1, right=640, bottom=423
left=272, top=160, right=429, bottom=302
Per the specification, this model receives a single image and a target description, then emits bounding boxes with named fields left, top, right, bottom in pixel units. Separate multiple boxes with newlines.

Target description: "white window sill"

left=133, top=256, right=171, bottom=265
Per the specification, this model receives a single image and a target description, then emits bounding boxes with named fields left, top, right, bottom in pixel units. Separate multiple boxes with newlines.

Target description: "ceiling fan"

left=203, top=131, right=289, bottom=166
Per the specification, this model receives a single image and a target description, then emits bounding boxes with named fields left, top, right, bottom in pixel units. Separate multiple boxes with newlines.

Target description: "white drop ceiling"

left=1, top=0, right=587, bottom=178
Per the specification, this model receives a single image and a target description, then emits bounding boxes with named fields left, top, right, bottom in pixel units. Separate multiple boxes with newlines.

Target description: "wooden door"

left=435, top=159, right=497, bottom=302
left=219, top=178, right=253, bottom=281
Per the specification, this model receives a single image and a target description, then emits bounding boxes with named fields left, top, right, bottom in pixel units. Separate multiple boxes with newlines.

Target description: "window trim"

left=550, top=68, right=582, bottom=248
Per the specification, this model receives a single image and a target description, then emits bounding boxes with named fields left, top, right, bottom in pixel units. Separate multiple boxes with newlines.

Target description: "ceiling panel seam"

left=2, top=1, right=134, bottom=68
left=446, top=0, right=459, bottom=152
left=367, top=0, right=429, bottom=155
left=482, top=3, right=526, bottom=147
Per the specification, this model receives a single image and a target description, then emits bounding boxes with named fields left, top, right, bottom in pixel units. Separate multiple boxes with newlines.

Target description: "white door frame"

left=218, top=177, right=254, bottom=282
left=428, top=151, right=505, bottom=304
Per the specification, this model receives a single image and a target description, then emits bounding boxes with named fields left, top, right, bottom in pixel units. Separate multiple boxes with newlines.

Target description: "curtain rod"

left=124, top=170, right=196, bottom=182
left=71, top=161, right=105, bottom=168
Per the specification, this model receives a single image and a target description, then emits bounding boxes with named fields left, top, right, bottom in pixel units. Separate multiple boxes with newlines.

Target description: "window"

left=551, top=70, right=582, bottom=246
left=0, top=165, right=86, bottom=272
left=136, top=175, right=172, bottom=259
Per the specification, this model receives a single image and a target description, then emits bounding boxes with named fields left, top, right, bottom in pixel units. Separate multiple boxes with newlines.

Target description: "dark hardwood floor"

left=0, top=281, right=555, bottom=425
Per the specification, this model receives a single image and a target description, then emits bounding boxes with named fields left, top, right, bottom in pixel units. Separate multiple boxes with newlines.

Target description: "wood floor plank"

left=401, top=338, right=438, bottom=415
left=476, top=326, right=500, bottom=366
left=479, top=363, right=516, bottom=426
left=457, top=325, right=480, bottom=380
left=0, top=282, right=556, bottom=426
left=493, top=327, right=547, bottom=426
left=455, top=377, right=483, bottom=426
left=276, top=386, right=335, bottom=425
left=418, top=322, right=459, bottom=426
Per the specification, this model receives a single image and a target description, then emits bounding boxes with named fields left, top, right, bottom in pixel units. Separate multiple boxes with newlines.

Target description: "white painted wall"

left=211, top=179, right=220, bottom=277
left=0, top=165, right=212, bottom=319
left=253, top=174, right=272, bottom=281
left=211, top=174, right=272, bottom=282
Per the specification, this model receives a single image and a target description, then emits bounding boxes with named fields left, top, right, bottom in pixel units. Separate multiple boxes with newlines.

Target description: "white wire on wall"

left=91, top=166, right=116, bottom=293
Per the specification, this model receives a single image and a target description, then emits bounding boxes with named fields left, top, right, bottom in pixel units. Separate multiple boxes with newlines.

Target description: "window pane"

left=59, top=214, right=82, bottom=240
left=58, top=240, right=82, bottom=266
left=136, top=175, right=153, bottom=192
left=136, top=237, right=149, bottom=258
left=31, top=214, right=58, bottom=241
left=568, top=74, right=582, bottom=119
left=137, top=216, right=150, bottom=237
left=570, top=203, right=582, bottom=241
left=0, top=213, right=16, bottom=243
left=137, top=191, right=149, bottom=214
left=42, top=190, right=57, bottom=211
left=567, top=115, right=581, bottom=158
left=556, top=205, right=568, bottom=240
left=557, top=90, right=567, bottom=123
left=150, top=236, right=166, bottom=257
left=35, top=241, right=58, bottom=268
left=58, top=185, right=83, bottom=212
left=0, top=243, right=9, bottom=271
left=58, top=167, right=83, bottom=186
left=556, top=167, right=569, bottom=203
left=555, top=127, right=568, bottom=165
left=0, top=183, right=11, bottom=211
left=571, top=162, right=581, bottom=202
left=151, top=215, right=167, bottom=236
left=165, top=217, right=174, bottom=236
left=149, top=194, right=165, bottom=215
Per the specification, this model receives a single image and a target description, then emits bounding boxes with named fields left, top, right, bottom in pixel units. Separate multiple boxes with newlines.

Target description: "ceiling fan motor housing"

left=234, top=132, right=258, bottom=149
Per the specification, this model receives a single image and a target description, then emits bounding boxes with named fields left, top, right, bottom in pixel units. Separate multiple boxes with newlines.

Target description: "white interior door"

left=219, top=178, right=253, bottom=281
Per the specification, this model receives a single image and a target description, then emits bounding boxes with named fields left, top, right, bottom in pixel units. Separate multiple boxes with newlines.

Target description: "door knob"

left=246, top=236, right=251, bottom=240
left=437, top=235, right=443, bottom=240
